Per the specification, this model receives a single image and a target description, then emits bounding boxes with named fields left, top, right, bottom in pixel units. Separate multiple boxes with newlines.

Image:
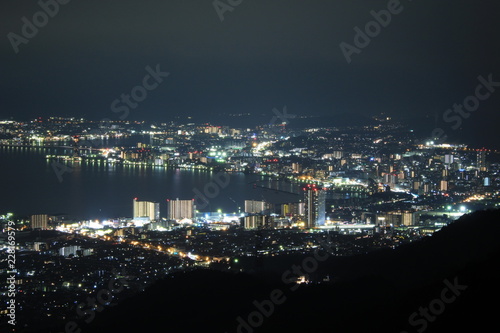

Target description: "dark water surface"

left=0, top=141, right=300, bottom=219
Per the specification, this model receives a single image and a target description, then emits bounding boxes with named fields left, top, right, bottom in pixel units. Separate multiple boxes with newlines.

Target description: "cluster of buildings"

left=2, top=113, right=497, bottom=235
left=3, top=113, right=500, bottom=264
left=3, top=110, right=500, bottom=331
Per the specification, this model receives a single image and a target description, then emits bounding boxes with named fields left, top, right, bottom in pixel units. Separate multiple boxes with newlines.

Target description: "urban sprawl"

left=1, top=113, right=499, bottom=330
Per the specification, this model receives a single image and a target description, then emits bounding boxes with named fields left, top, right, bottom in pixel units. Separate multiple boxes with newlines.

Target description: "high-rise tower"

left=133, top=198, right=160, bottom=221
left=477, top=149, right=487, bottom=171
left=167, top=198, right=195, bottom=220
left=303, top=184, right=326, bottom=228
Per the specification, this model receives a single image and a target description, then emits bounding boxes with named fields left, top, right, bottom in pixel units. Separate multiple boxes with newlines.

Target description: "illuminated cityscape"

left=2, top=1, right=500, bottom=332
left=2, top=114, right=500, bottom=331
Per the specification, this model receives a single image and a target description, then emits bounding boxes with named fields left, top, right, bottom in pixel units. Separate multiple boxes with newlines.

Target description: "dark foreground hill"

left=81, top=209, right=500, bottom=333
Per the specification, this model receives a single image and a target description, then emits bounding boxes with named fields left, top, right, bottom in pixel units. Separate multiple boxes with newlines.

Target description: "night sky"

left=2, top=0, right=500, bottom=147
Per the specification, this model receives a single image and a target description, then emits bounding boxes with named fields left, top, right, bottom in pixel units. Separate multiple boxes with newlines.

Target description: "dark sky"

left=1, top=0, right=500, bottom=146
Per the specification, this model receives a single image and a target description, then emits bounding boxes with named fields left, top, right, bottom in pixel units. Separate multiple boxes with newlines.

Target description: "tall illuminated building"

left=167, top=198, right=195, bottom=220
left=242, top=215, right=270, bottom=229
left=133, top=198, right=160, bottom=221
left=484, top=177, right=490, bottom=186
left=477, top=150, right=487, bottom=171
left=244, top=200, right=268, bottom=214
left=303, top=184, right=326, bottom=228
left=444, top=154, right=454, bottom=165
left=31, top=214, right=49, bottom=229
left=439, top=180, right=448, bottom=192
left=281, top=202, right=305, bottom=216
left=292, top=163, right=302, bottom=173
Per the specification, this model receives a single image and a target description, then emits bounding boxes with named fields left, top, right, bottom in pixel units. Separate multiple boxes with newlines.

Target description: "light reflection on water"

left=0, top=143, right=302, bottom=220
